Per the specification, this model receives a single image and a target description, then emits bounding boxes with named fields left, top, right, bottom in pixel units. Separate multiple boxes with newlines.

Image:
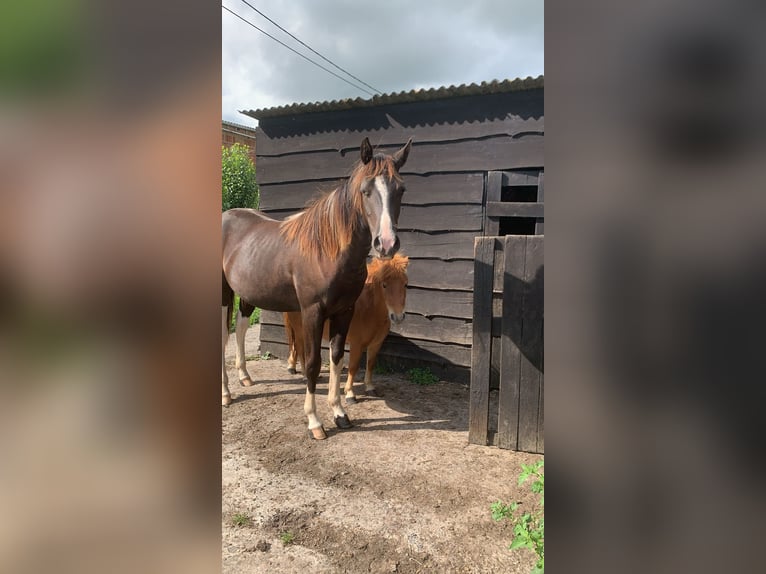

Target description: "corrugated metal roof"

left=222, top=119, right=258, bottom=132
left=242, top=75, right=543, bottom=120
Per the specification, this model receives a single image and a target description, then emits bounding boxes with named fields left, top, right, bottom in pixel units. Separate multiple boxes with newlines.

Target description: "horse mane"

left=367, top=253, right=409, bottom=284
left=279, top=154, right=403, bottom=260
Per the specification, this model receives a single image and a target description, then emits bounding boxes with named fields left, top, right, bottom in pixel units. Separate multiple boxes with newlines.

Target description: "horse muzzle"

left=373, top=234, right=400, bottom=260
left=389, top=312, right=406, bottom=325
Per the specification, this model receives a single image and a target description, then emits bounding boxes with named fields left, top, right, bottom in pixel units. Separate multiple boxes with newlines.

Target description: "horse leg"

left=284, top=312, right=299, bottom=374
left=328, top=310, right=354, bottom=428
left=235, top=300, right=255, bottom=386
left=302, top=306, right=327, bottom=439
left=222, top=306, right=232, bottom=406
left=343, top=344, right=364, bottom=405
left=222, top=277, right=234, bottom=406
left=363, top=336, right=387, bottom=397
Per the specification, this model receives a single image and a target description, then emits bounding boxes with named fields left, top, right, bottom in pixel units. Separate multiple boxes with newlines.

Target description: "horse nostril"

left=373, top=236, right=382, bottom=251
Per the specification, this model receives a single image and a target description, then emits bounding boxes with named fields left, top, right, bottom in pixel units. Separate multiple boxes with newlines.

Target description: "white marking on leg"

left=304, top=390, right=322, bottom=430
left=235, top=310, right=252, bottom=384
left=328, top=357, right=347, bottom=419
left=363, top=368, right=375, bottom=393
left=344, top=372, right=356, bottom=399
left=222, top=307, right=231, bottom=404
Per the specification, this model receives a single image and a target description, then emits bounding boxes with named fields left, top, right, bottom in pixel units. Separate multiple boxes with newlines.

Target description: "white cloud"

left=222, top=0, right=543, bottom=126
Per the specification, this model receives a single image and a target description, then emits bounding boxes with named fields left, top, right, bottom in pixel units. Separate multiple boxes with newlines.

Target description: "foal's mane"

left=367, top=253, right=409, bottom=284
left=279, top=154, right=403, bottom=260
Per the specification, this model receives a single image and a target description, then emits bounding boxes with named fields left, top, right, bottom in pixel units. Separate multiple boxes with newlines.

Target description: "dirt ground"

left=222, top=325, right=542, bottom=574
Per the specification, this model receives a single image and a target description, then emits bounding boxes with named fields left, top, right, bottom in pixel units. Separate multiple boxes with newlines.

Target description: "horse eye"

left=382, top=282, right=387, bottom=289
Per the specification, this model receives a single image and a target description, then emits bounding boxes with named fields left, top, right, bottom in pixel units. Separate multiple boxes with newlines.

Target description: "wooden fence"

left=469, top=235, right=544, bottom=453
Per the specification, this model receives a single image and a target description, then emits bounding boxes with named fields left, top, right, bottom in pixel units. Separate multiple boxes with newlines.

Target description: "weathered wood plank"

left=399, top=204, right=483, bottom=232
left=404, top=288, right=474, bottom=319
left=261, top=204, right=484, bottom=234
left=397, top=231, right=477, bottom=261
left=390, top=314, right=472, bottom=346
left=407, top=259, right=474, bottom=290
left=259, top=310, right=285, bottom=327
left=257, top=135, right=545, bottom=184
left=486, top=202, right=544, bottom=219
left=258, top=173, right=486, bottom=212
left=469, top=237, right=496, bottom=446
left=517, top=236, right=544, bottom=453
left=497, top=236, right=527, bottom=450
left=501, top=171, right=539, bottom=187
left=255, top=115, right=544, bottom=156
left=484, top=172, right=502, bottom=236
left=378, top=334, right=472, bottom=368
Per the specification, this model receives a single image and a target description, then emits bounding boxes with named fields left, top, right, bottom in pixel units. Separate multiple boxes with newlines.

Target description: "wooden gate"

left=469, top=235, right=543, bottom=453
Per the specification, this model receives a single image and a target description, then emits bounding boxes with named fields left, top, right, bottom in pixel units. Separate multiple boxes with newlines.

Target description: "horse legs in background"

left=328, top=311, right=354, bottom=428
left=285, top=319, right=299, bottom=374
left=235, top=299, right=256, bottom=386
left=343, top=344, right=364, bottom=405
left=362, top=334, right=388, bottom=397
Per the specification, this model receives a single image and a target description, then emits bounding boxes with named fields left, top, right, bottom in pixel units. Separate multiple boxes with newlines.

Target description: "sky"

left=222, top=0, right=543, bottom=127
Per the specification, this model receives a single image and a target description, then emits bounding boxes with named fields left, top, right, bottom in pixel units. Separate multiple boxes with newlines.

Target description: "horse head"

left=354, top=137, right=412, bottom=259
left=369, top=253, right=409, bottom=325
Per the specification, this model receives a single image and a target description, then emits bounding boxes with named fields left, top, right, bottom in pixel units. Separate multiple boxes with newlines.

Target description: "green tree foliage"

left=222, top=143, right=259, bottom=211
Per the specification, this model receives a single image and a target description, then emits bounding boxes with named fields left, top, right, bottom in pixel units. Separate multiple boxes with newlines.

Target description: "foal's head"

left=368, top=253, right=409, bottom=325
left=351, top=137, right=412, bottom=259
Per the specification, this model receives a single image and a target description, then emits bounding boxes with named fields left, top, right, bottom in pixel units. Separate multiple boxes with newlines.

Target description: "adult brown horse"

left=284, top=253, right=409, bottom=404
left=222, top=137, right=412, bottom=439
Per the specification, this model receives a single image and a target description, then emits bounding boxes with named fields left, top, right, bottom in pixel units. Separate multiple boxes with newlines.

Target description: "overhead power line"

left=222, top=5, right=378, bottom=98
left=237, top=0, right=383, bottom=95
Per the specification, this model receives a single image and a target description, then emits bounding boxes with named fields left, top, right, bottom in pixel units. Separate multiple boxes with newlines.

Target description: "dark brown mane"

left=279, top=154, right=402, bottom=259
left=367, top=253, right=409, bottom=284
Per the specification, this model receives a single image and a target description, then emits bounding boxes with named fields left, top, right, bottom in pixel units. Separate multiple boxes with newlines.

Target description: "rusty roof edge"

left=241, top=75, right=543, bottom=120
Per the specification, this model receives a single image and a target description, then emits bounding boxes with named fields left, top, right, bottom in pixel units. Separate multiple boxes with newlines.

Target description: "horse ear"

left=393, top=137, right=412, bottom=170
left=360, top=137, right=373, bottom=164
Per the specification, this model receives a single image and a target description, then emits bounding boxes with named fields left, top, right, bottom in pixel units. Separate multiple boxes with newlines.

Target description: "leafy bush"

left=406, top=367, right=439, bottom=386
left=222, top=143, right=258, bottom=211
left=491, top=459, right=544, bottom=574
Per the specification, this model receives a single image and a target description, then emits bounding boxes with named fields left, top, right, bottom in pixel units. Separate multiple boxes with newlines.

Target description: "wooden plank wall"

left=254, top=89, right=543, bottom=380
left=469, top=235, right=544, bottom=453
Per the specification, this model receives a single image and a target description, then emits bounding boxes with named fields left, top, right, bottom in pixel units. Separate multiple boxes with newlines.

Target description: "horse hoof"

left=310, top=426, right=327, bottom=440
left=287, top=367, right=297, bottom=375
left=345, top=395, right=358, bottom=405
left=239, top=378, right=254, bottom=387
left=334, top=414, right=352, bottom=429
left=222, top=395, right=232, bottom=407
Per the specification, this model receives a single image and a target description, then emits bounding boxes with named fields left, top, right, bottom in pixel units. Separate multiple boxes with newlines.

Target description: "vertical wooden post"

left=517, top=236, right=544, bottom=452
left=497, top=235, right=526, bottom=449
left=535, top=172, right=544, bottom=235
left=469, top=237, right=496, bottom=445
left=483, top=172, right=502, bottom=236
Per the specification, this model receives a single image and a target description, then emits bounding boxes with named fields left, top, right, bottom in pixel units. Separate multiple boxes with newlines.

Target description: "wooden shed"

left=243, top=76, right=543, bottom=383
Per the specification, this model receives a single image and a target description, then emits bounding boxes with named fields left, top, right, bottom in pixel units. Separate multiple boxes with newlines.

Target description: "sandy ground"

left=222, top=325, right=542, bottom=573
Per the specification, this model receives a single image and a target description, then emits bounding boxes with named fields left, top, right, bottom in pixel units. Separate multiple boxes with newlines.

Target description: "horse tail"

left=283, top=312, right=295, bottom=349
